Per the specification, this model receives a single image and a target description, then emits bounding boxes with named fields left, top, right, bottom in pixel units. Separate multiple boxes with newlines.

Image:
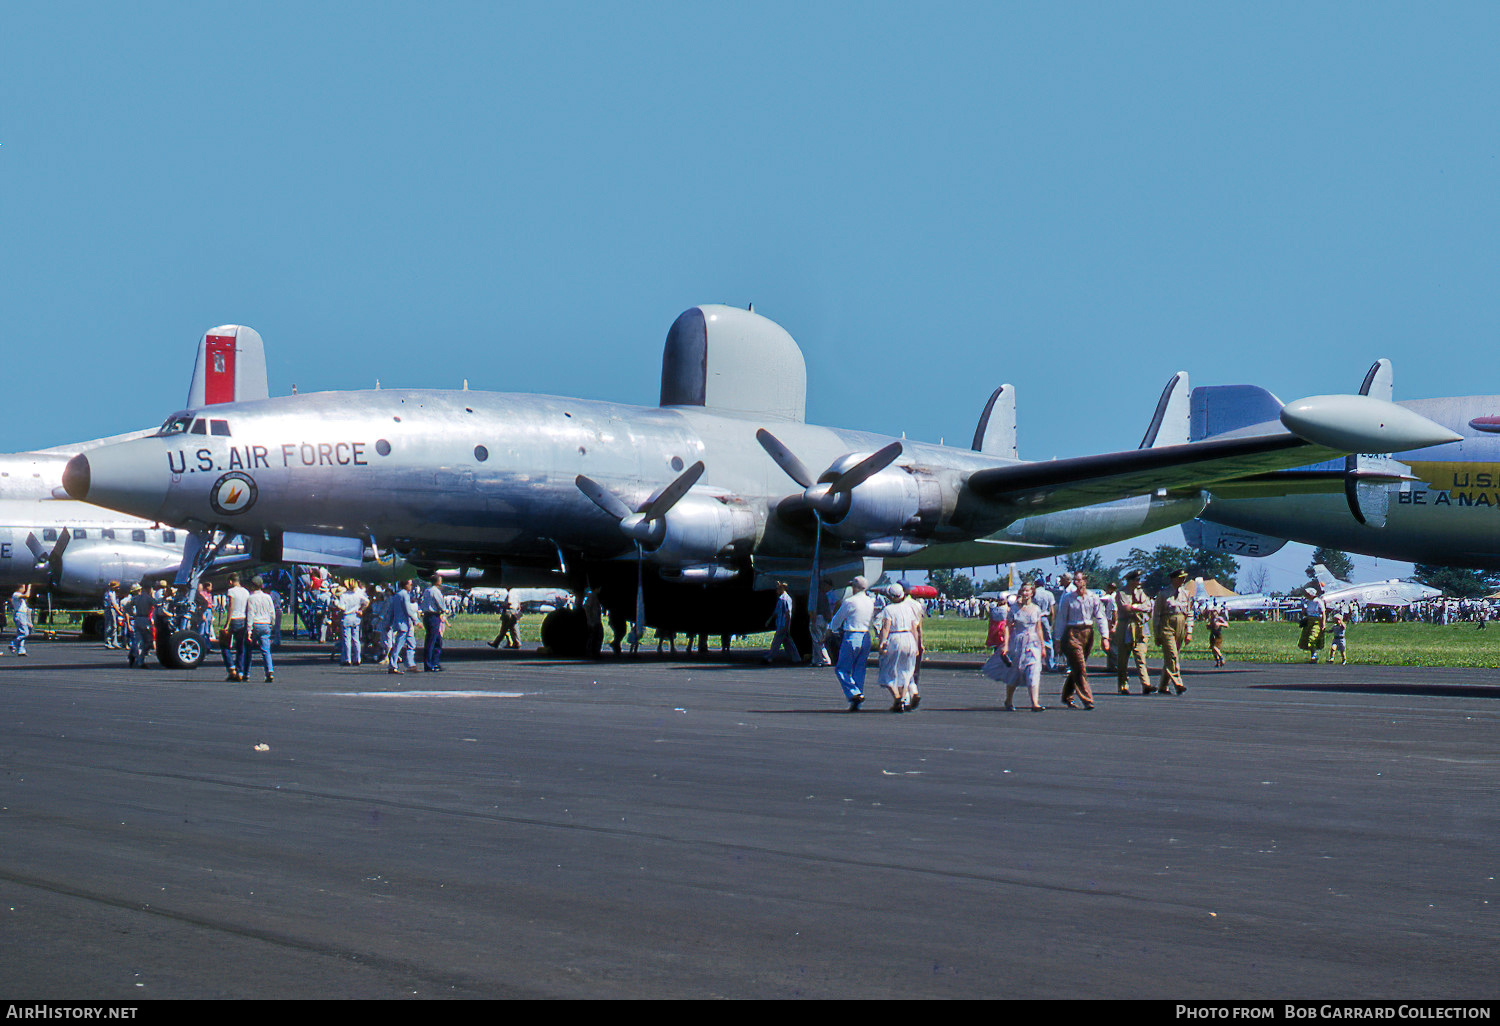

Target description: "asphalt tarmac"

left=1, top=638, right=1497, bottom=1000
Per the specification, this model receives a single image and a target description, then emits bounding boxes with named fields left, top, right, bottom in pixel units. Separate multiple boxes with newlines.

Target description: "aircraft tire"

left=166, top=630, right=206, bottom=670
left=540, top=608, right=591, bottom=658
left=81, top=613, right=104, bottom=638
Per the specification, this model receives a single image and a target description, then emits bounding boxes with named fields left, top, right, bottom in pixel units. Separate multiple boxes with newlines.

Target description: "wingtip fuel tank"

left=1279, top=395, right=1463, bottom=455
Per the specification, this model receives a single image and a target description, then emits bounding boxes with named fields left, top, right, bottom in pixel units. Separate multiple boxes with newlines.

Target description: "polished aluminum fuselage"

left=80, top=389, right=1207, bottom=571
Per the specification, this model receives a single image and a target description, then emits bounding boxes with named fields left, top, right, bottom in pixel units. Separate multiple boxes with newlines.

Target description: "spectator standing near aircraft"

left=1152, top=568, right=1194, bottom=695
left=809, top=578, right=834, bottom=667
left=763, top=581, right=801, bottom=664
left=222, top=573, right=251, bottom=682
left=103, top=582, right=123, bottom=650
left=1031, top=575, right=1057, bottom=672
left=1329, top=612, right=1348, bottom=665
left=9, top=585, right=33, bottom=656
left=983, top=580, right=1046, bottom=712
left=1298, top=586, right=1328, bottom=664
left=876, top=582, right=923, bottom=711
left=1056, top=572, right=1109, bottom=710
left=489, top=593, right=523, bottom=649
left=828, top=575, right=876, bottom=711
left=1101, top=581, right=1120, bottom=672
left=421, top=578, right=447, bottom=672
left=388, top=579, right=420, bottom=674
left=1208, top=606, right=1228, bottom=668
left=246, top=576, right=277, bottom=683
left=1113, top=569, right=1153, bottom=694
left=339, top=578, right=369, bottom=666
left=194, top=579, right=215, bottom=640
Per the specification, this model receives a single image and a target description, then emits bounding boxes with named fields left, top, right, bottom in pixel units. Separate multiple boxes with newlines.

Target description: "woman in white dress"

left=876, top=583, right=924, bottom=712
left=986, top=581, right=1046, bottom=711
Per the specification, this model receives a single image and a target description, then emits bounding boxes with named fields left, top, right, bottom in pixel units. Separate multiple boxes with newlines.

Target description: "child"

left=1208, top=608, right=1228, bottom=668
left=1330, top=613, right=1348, bottom=665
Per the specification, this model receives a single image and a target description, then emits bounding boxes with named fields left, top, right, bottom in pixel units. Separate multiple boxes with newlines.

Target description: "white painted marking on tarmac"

left=333, top=690, right=526, bottom=698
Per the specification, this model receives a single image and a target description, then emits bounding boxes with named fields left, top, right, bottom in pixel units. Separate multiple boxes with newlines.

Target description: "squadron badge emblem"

left=210, top=472, right=258, bottom=516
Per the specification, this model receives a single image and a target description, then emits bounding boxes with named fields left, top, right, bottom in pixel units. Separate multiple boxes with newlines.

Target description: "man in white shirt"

left=1056, top=571, right=1110, bottom=710
left=420, top=579, right=448, bottom=671
left=225, top=573, right=251, bottom=682
left=245, top=576, right=277, bottom=683
left=827, top=576, right=876, bottom=710
left=340, top=579, right=369, bottom=666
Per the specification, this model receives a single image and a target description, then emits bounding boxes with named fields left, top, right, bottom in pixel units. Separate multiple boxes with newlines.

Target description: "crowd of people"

left=77, top=569, right=462, bottom=680
left=6, top=562, right=1498, bottom=699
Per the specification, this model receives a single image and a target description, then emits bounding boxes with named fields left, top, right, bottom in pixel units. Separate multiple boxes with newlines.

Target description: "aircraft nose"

left=63, top=454, right=90, bottom=500
left=66, top=440, right=173, bottom=522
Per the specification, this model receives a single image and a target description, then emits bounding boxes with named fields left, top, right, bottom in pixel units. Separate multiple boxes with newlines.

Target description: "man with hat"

left=827, top=575, right=876, bottom=710
left=122, top=583, right=152, bottom=668
left=1152, top=568, right=1195, bottom=695
left=1113, top=569, right=1154, bottom=694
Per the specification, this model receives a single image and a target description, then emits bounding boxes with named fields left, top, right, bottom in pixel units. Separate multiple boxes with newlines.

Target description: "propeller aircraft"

left=1187, top=360, right=1500, bottom=570
left=62, top=305, right=1461, bottom=657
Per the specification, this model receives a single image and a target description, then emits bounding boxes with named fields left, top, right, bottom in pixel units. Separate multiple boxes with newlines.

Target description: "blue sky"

left=4, top=2, right=1497, bottom=591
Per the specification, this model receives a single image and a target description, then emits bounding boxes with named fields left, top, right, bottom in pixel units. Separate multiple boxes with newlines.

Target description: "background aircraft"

left=64, top=306, right=1459, bottom=656
left=1308, top=563, right=1442, bottom=608
left=1187, top=361, right=1500, bottom=570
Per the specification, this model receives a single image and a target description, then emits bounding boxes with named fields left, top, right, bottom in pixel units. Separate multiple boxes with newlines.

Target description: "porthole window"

left=474, top=445, right=489, bottom=462
left=376, top=439, right=392, bottom=456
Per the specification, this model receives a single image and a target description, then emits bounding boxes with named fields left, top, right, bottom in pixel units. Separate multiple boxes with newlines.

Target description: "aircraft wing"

left=964, top=395, right=1460, bottom=518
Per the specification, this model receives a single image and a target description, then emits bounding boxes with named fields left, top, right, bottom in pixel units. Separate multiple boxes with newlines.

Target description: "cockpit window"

left=156, top=412, right=196, bottom=437
left=191, top=419, right=207, bottom=434
left=210, top=419, right=231, bottom=436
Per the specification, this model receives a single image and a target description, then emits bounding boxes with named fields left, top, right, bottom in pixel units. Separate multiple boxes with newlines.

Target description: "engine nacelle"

left=645, top=496, right=759, bottom=567
left=821, top=464, right=942, bottom=542
left=57, top=543, right=183, bottom=595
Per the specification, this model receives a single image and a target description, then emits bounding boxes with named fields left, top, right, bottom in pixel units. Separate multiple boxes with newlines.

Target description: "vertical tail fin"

left=1359, top=359, right=1393, bottom=401
left=1140, top=372, right=1190, bottom=448
left=972, top=384, right=1017, bottom=459
left=1311, top=563, right=1339, bottom=586
left=187, top=325, right=268, bottom=407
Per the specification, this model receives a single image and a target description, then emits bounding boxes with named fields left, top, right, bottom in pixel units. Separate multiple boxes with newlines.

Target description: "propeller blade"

left=635, top=544, right=647, bottom=635
left=25, top=532, right=46, bottom=565
left=830, top=441, right=903, bottom=494
left=50, top=529, right=71, bottom=581
left=644, top=461, right=704, bottom=521
left=756, top=429, right=816, bottom=489
left=575, top=474, right=634, bottom=522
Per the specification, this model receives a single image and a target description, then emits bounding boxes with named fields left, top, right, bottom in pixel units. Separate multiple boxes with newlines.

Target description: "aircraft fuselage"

left=69, top=389, right=1207, bottom=577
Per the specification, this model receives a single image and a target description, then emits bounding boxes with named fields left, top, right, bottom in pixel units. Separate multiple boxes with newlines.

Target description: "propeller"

left=755, top=430, right=902, bottom=520
left=756, top=430, right=903, bottom=622
left=576, top=461, right=706, bottom=633
left=25, top=529, right=70, bottom=587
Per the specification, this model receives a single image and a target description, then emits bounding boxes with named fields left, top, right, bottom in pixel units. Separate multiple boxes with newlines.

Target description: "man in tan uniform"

left=1113, top=569, right=1153, bottom=694
left=1152, top=568, right=1194, bottom=696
